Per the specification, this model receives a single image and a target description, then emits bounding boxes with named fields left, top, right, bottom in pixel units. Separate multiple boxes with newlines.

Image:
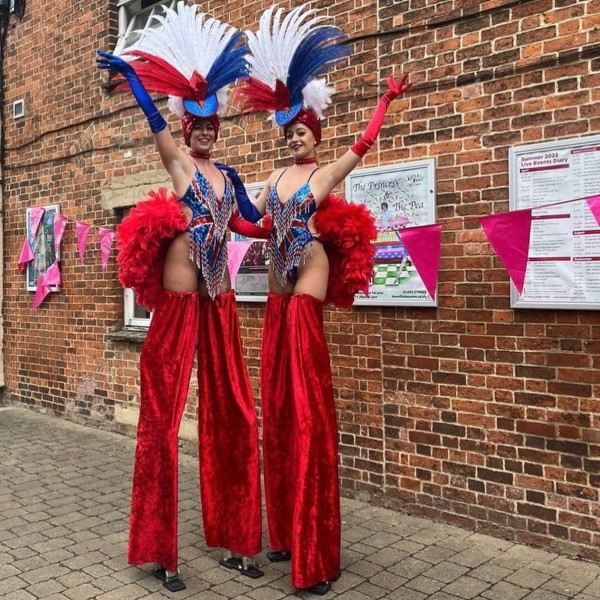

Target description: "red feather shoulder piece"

left=116, top=188, right=188, bottom=312
left=314, top=194, right=377, bottom=309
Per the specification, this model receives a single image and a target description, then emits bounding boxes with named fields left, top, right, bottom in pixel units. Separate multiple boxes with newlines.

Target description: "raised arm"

left=310, top=74, right=412, bottom=202
left=96, top=51, right=187, bottom=182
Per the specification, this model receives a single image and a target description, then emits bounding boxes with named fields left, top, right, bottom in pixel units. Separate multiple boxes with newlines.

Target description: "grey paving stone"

left=581, top=578, right=600, bottom=598
left=2, top=591, right=37, bottom=600
left=482, top=580, right=530, bottom=600
left=404, top=574, right=446, bottom=594
left=442, top=574, right=492, bottom=598
left=353, top=581, right=390, bottom=598
left=505, top=566, right=552, bottom=589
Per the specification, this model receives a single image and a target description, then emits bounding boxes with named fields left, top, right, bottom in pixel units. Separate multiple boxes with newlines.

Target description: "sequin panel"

left=180, top=170, right=234, bottom=299
left=266, top=182, right=317, bottom=287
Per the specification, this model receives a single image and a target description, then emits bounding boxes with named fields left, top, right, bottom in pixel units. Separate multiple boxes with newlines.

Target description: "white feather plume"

left=301, top=79, right=334, bottom=118
left=126, top=1, right=239, bottom=81
left=245, top=4, right=330, bottom=88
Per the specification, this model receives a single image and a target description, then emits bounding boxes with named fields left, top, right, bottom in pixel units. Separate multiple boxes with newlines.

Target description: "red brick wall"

left=3, top=0, right=600, bottom=561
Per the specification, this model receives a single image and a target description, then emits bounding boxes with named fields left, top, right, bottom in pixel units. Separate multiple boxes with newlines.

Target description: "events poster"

left=509, top=135, right=600, bottom=309
left=345, top=160, right=437, bottom=306
left=26, top=204, right=60, bottom=292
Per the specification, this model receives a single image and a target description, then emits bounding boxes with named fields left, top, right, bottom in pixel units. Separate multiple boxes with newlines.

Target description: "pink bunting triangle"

left=479, top=209, right=532, bottom=295
left=399, top=224, right=443, bottom=300
left=227, top=241, right=253, bottom=284
left=98, top=228, right=115, bottom=272
left=43, top=261, right=61, bottom=287
left=585, top=195, right=600, bottom=227
left=53, top=214, right=68, bottom=254
left=29, top=207, right=45, bottom=237
left=17, top=238, right=34, bottom=273
left=32, top=276, right=51, bottom=309
left=76, top=222, right=91, bottom=261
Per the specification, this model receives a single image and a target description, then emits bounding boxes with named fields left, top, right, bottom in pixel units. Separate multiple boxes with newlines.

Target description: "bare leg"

left=163, top=232, right=199, bottom=292
left=293, top=241, right=329, bottom=301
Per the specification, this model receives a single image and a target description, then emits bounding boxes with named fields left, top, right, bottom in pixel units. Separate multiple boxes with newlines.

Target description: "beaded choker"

left=293, top=157, right=317, bottom=165
left=189, top=150, right=211, bottom=160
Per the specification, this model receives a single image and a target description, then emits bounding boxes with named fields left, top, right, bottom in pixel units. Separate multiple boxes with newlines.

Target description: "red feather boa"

left=116, top=188, right=188, bottom=312
left=116, top=189, right=273, bottom=311
left=315, top=195, right=377, bottom=309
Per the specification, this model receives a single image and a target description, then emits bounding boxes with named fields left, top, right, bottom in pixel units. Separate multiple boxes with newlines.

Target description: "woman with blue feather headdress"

left=218, top=4, right=412, bottom=595
left=96, top=2, right=270, bottom=592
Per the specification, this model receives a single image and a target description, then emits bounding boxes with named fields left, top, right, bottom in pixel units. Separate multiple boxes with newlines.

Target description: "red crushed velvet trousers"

left=262, top=293, right=341, bottom=590
left=128, top=290, right=261, bottom=572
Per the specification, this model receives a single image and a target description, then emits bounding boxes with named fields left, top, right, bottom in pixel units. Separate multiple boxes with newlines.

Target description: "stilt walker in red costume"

left=216, top=5, right=412, bottom=595
left=97, top=2, right=269, bottom=592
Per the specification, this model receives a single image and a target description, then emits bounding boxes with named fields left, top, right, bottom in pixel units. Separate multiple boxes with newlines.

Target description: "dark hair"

left=381, top=202, right=389, bottom=210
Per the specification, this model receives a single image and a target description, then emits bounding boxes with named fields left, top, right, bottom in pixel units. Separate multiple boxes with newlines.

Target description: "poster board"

left=232, top=182, right=269, bottom=302
left=509, top=135, right=600, bottom=309
left=345, top=160, right=437, bottom=306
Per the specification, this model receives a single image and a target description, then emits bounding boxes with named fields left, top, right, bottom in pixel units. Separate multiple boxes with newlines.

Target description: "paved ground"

left=2, top=406, right=600, bottom=600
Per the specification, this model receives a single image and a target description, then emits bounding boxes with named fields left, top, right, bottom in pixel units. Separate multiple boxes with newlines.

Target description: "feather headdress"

left=236, top=4, right=349, bottom=126
left=116, top=1, right=248, bottom=118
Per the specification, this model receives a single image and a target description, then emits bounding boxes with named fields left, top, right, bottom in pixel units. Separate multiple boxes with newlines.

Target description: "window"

left=124, top=288, right=151, bottom=328
left=119, top=208, right=152, bottom=329
left=115, top=0, right=176, bottom=54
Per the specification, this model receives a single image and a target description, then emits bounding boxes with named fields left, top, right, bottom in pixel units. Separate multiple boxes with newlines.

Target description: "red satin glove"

left=228, top=212, right=273, bottom=240
left=351, top=74, right=412, bottom=157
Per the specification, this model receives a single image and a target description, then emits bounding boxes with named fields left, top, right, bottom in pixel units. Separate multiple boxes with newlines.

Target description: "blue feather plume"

left=287, top=27, right=349, bottom=105
left=206, top=31, right=249, bottom=98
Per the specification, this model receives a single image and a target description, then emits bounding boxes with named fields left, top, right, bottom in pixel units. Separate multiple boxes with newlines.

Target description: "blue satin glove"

left=215, top=162, right=262, bottom=223
left=96, top=50, right=167, bottom=134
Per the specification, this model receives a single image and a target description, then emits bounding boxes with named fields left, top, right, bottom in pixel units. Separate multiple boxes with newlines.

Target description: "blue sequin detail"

left=266, top=182, right=317, bottom=287
left=180, top=170, right=234, bottom=299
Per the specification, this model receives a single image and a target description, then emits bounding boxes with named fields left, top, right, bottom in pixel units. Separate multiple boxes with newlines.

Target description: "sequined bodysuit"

left=180, top=169, right=234, bottom=299
left=266, top=169, right=318, bottom=287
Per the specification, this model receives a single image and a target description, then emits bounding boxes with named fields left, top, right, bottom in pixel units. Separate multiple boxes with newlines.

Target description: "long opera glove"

left=351, top=73, right=412, bottom=157
left=128, top=290, right=199, bottom=572
left=261, top=293, right=294, bottom=552
left=288, top=294, right=341, bottom=590
left=196, top=290, right=262, bottom=556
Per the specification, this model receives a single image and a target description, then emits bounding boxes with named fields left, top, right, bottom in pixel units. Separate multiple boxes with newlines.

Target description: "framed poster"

left=26, top=204, right=60, bottom=292
left=232, top=182, right=269, bottom=302
left=509, top=134, right=600, bottom=309
left=345, top=160, right=437, bottom=306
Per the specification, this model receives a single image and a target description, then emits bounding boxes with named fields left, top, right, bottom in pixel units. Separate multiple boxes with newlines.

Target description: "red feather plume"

left=116, top=188, right=188, bottom=311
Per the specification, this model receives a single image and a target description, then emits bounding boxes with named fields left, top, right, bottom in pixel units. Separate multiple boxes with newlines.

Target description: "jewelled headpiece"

left=115, top=1, right=248, bottom=121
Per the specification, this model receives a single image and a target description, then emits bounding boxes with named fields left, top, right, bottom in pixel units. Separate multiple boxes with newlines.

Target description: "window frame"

left=115, top=0, right=176, bottom=54
left=124, top=288, right=152, bottom=329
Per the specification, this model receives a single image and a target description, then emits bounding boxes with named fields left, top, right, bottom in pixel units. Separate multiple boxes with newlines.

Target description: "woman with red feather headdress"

left=219, top=5, right=412, bottom=595
left=97, top=2, right=269, bottom=592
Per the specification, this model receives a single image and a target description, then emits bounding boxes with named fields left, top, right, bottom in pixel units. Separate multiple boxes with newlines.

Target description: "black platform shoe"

left=267, top=550, right=292, bottom=562
left=219, top=551, right=265, bottom=578
left=151, top=566, right=186, bottom=592
left=304, top=571, right=341, bottom=596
